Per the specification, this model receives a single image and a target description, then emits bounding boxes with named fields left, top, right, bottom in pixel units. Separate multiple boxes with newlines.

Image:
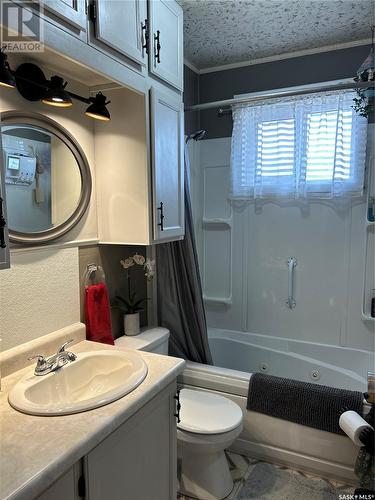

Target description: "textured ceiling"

left=180, top=0, right=374, bottom=70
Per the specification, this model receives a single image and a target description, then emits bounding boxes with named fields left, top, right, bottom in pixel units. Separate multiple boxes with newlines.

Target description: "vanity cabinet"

left=148, top=0, right=184, bottom=90
left=34, top=383, right=178, bottom=500
left=36, top=466, right=80, bottom=500
left=89, top=0, right=148, bottom=66
left=85, top=382, right=177, bottom=500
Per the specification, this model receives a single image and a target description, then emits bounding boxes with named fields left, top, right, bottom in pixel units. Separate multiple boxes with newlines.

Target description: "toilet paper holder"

left=339, top=407, right=374, bottom=454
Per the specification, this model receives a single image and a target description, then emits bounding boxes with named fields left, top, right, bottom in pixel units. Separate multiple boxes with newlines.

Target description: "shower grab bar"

left=286, top=257, right=297, bottom=309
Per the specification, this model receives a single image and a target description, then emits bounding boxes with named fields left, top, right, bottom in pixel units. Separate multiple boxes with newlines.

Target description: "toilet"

left=115, top=328, right=243, bottom=500
left=177, top=389, right=243, bottom=500
left=114, top=327, right=170, bottom=354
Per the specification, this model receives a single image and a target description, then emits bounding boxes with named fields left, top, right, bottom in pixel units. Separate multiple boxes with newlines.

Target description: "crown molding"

left=184, top=58, right=200, bottom=74
left=185, top=38, right=372, bottom=75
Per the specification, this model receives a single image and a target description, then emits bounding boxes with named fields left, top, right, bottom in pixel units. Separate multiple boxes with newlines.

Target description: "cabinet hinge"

left=88, top=2, right=97, bottom=23
left=78, top=475, right=86, bottom=498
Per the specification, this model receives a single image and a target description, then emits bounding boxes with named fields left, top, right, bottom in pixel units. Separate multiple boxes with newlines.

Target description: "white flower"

left=144, top=258, right=156, bottom=280
left=120, top=257, right=134, bottom=269
left=133, top=253, right=145, bottom=265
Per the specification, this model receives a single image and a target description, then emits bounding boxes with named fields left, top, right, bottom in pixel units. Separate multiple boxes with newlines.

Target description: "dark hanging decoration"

left=353, top=26, right=375, bottom=120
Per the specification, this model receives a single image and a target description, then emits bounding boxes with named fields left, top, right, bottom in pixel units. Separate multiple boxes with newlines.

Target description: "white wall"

left=0, top=247, right=80, bottom=351
left=191, top=128, right=374, bottom=352
left=0, top=67, right=98, bottom=352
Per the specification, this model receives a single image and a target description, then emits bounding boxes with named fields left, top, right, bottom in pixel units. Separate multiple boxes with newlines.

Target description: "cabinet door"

left=39, top=0, right=87, bottom=32
left=151, top=87, right=184, bottom=242
left=92, top=0, right=147, bottom=65
left=149, top=0, right=183, bottom=90
left=85, top=384, right=177, bottom=500
left=36, top=466, right=78, bottom=500
left=0, top=129, right=10, bottom=270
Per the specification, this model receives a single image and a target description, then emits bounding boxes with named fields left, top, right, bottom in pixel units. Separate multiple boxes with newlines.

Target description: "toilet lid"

left=177, top=389, right=243, bottom=434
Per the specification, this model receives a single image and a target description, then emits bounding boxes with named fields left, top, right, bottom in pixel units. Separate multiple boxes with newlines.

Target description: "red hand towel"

left=85, top=283, right=114, bottom=345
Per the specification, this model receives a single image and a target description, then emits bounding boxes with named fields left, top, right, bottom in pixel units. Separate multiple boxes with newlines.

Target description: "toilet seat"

left=177, top=389, right=243, bottom=435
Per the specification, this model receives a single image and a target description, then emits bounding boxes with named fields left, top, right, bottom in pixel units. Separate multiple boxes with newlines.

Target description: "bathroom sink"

left=8, top=350, right=148, bottom=416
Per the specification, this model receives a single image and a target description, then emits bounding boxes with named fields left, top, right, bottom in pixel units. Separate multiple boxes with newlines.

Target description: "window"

left=230, top=90, right=368, bottom=200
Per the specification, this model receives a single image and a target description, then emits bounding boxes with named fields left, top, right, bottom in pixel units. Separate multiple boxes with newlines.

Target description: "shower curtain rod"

left=184, top=80, right=375, bottom=113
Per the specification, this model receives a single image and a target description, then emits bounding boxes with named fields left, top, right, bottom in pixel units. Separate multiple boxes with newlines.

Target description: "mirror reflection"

left=2, top=124, right=82, bottom=234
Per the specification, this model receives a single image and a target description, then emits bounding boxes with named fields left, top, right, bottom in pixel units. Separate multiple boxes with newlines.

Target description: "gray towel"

left=247, top=373, right=363, bottom=434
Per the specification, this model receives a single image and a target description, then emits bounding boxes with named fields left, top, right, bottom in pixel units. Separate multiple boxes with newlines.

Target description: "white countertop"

left=0, top=340, right=185, bottom=500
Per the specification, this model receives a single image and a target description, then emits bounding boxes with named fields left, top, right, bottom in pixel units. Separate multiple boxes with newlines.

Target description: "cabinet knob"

left=0, top=196, right=7, bottom=249
left=157, top=201, right=165, bottom=231
left=154, top=30, right=161, bottom=64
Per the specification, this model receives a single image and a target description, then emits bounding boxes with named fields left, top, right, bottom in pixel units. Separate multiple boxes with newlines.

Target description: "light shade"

left=0, top=51, right=15, bottom=88
left=42, top=75, right=72, bottom=107
left=85, top=92, right=111, bottom=121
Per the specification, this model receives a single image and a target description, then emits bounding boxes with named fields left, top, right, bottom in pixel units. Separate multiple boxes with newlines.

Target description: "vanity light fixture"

left=0, top=56, right=111, bottom=121
left=41, top=75, right=73, bottom=108
left=85, top=92, right=111, bottom=121
left=0, top=51, right=16, bottom=89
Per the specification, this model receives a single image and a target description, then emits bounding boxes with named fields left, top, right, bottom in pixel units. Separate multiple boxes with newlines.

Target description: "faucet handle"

left=57, top=339, right=74, bottom=354
left=28, top=354, right=47, bottom=368
left=57, top=339, right=77, bottom=361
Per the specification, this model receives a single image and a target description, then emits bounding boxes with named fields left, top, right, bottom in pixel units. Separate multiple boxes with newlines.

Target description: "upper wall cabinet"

left=39, top=0, right=87, bottom=32
left=95, top=84, right=184, bottom=246
left=151, top=87, right=184, bottom=241
left=0, top=137, right=10, bottom=270
left=148, top=0, right=183, bottom=91
left=89, top=0, right=148, bottom=66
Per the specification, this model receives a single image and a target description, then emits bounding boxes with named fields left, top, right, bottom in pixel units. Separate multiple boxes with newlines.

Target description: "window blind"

left=230, top=90, right=368, bottom=200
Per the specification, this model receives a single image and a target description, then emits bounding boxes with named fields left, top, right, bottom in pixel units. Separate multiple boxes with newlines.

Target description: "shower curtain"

left=156, top=147, right=213, bottom=364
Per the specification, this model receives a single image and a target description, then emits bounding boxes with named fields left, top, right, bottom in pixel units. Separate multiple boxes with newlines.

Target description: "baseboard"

left=230, top=438, right=358, bottom=486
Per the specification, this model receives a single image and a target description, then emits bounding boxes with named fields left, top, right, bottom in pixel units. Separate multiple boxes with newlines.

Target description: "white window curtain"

left=230, top=90, right=368, bottom=200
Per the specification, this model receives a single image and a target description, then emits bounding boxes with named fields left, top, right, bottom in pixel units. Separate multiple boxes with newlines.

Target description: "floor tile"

left=237, top=461, right=354, bottom=500
left=178, top=452, right=355, bottom=500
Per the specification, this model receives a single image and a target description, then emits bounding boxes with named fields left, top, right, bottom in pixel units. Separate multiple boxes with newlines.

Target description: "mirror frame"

left=1, top=111, right=92, bottom=245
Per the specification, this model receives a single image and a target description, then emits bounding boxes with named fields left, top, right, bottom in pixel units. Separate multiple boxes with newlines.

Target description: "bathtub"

left=178, top=327, right=372, bottom=484
left=208, top=328, right=370, bottom=392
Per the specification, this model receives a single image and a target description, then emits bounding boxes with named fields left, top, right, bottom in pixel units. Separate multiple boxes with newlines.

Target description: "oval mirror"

left=1, top=111, right=91, bottom=244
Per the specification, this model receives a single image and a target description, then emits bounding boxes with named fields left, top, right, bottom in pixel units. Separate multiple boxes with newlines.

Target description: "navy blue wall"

left=184, top=45, right=372, bottom=139
left=184, top=64, right=200, bottom=136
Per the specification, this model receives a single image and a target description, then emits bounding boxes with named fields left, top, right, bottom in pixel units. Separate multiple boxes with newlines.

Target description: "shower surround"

left=188, top=135, right=374, bottom=356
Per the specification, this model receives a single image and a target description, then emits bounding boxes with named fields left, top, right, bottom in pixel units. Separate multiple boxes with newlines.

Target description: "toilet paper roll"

left=339, top=410, right=373, bottom=447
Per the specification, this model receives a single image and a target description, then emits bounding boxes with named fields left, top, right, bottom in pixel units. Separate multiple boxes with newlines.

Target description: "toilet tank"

left=114, top=328, right=170, bottom=355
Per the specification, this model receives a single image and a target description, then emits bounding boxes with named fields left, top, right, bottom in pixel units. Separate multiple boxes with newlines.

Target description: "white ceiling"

left=180, top=0, right=374, bottom=70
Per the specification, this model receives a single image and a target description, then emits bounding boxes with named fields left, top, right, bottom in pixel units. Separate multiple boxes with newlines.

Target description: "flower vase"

left=124, top=312, right=140, bottom=336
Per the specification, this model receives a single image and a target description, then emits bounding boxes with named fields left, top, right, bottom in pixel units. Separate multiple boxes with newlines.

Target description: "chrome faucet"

left=28, top=339, right=77, bottom=376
